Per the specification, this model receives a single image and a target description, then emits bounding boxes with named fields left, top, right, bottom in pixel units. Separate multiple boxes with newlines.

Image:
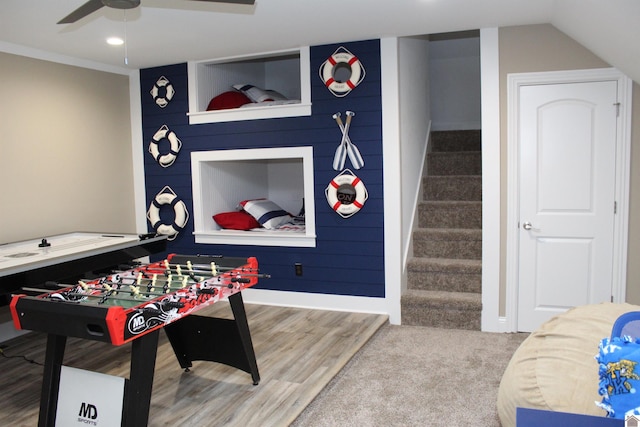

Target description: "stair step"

left=401, top=289, right=481, bottom=330
left=418, top=201, right=482, bottom=229
left=431, top=130, right=481, bottom=152
left=413, top=228, right=482, bottom=259
left=428, top=151, right=481, bottom=176
left=403, top=129, right=484, bottom=331
left=407, top=257, right=481, bottom=293
left=424, top=175, right=482, bottom=201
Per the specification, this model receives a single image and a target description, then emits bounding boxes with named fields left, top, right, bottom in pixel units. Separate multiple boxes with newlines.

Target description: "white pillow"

left=233, top=84, right=288, bottom=103
left=239, top=199, right=292, bottom=230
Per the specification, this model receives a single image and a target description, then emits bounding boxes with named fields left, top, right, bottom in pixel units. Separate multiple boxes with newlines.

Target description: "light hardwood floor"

left=0, top=302, right=387, bottom=426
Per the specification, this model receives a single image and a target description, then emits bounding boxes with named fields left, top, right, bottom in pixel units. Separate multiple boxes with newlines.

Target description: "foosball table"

left=9, top=253, right=267, bottom=427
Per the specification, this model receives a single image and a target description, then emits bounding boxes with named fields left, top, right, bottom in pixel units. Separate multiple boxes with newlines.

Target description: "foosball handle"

left=44, top=281, right=60, bottom=290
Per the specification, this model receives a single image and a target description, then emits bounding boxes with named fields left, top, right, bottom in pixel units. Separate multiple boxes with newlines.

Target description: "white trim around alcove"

left=129, top=70, right=149, bottom=235
left=380, top=37, right=403, bottom=325
left=479, top=28, right=504, bottom=332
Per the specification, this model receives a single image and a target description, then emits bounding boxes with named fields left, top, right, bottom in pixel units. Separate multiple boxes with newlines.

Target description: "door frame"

left=505, top=68, right=632, bottom=332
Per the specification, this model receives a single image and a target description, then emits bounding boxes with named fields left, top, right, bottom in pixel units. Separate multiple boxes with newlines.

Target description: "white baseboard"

left=242, top=289, right=390, bottom=318
left=482, top=316, right=512, bottom=333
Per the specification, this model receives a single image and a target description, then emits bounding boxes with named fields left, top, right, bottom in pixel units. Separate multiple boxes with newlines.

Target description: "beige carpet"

left=292, top=324, right=528, bottom=427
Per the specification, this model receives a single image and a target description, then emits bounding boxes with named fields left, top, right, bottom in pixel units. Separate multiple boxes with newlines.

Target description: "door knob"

left=523, top=222, right=533, bottom=230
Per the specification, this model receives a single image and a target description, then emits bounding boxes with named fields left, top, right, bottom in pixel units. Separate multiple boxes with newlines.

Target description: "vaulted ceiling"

left=1, top=0, right=639, bottom=83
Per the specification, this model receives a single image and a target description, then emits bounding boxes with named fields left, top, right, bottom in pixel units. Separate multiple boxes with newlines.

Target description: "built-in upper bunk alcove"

left=187, top=47, right=312, bottom=124
left=191, top=146, right=316, bottom=247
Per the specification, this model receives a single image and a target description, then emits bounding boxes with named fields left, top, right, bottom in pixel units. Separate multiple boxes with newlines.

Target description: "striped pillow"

left=239, top=199, right=292, bottom=230
left=233, top=84, right=275, bottom=103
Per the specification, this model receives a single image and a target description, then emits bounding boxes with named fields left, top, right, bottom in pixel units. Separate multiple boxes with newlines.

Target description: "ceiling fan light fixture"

left=103, top=0, right=140, bottom=9
left=58, top=0, right=256, bottom=24
left=107, top=37, right=124, bottom=45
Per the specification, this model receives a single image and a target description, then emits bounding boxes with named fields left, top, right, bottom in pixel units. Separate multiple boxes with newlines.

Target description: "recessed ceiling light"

left=107, top=37, right=124, bottom=46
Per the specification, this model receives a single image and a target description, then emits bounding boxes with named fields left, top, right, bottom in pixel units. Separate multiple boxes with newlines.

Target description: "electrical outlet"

left=295, top=263, right=303, bottom=276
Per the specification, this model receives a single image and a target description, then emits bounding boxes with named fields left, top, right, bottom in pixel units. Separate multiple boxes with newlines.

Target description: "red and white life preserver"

left=147, top=186, right=189, bottom=240
left=149, top=125, right=181, bottom=168
left=319, top=47, right=365, bottom=97
left=150, top=75, right=175, bottom=108
left=325, top=170, right=368, bottom=218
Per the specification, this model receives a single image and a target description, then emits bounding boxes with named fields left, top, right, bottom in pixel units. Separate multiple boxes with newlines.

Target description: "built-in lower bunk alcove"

left=191, top=146, right=316, bottom=248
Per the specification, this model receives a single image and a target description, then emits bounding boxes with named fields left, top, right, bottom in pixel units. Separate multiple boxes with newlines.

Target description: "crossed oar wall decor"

left=332, top=111, right=364, bottom=171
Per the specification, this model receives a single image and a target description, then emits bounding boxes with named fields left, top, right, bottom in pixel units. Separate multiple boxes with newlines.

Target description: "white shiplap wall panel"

left=200, top=160, right=268, bottom=232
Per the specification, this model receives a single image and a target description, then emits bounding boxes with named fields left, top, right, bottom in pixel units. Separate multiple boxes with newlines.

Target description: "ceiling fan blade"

left=57, top=0, right=106, bottom=24
left=190, top=0, right=256, bottom=5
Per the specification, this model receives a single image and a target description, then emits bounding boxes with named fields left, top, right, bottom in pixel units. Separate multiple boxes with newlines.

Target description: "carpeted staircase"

left=402, top=130, right=482, bottom=330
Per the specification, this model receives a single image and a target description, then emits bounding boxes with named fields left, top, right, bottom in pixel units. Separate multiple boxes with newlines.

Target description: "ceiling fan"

left=57, top=0, right=255, bottom=24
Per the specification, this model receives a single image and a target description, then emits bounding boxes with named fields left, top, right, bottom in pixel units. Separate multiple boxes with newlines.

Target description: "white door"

left=516, top=80, right=619, bottom=331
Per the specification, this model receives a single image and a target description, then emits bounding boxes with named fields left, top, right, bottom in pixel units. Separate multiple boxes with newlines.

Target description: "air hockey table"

left=0, top=232, right=167, bottom=305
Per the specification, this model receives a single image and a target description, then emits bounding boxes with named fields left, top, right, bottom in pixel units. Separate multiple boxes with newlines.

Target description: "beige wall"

left=0, top=52, right=136, bottom=243
left=498, top=24, right=640, bottom=308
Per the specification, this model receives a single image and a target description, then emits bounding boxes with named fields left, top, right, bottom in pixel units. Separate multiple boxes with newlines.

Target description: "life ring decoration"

left=147, top=186, right=189, bottom=241
left=149, top=124, right=182, bottom=168
left=325, top=169, right=368, bottom=219
left=319, top=46, right=366, bottom=98
left=150, top=76, right=175, bottom=108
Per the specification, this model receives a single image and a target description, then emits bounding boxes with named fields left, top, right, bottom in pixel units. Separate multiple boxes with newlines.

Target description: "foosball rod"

left=81, top=276, right=231, bottom=293
left=160, top=262, right=259, bottom=274
left=80, top=281, right=235, bottom=295
left=90, top=273, right=208, bottom=286
left=17, top=287, right=157, bottom=303
left=51, top=291, right=156, bottom=303
left=20, top=287, right=71, bottom=295
left=38, top=285, right=169, bottom=298
left=18, top=281, right=76, bottom=292
left=49, top=291, right=190, bottom=308
left=135, top=275, right=236, bottom=289
left=134, top=270, right=270, bottom=282
left=62, top=286, right=214, bottom=300
left=136, top=267, right=253, bottom=280
left=75, top=270, right=267, bottom=292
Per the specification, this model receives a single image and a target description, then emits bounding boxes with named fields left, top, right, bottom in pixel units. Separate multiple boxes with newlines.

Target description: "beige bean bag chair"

left=497, top=303, right=640, bottom=427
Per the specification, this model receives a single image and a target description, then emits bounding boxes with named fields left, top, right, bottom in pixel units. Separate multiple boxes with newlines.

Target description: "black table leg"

left=228, top=293, right=260, bottom=385
left=164, top=292, right=260, bottom=385
left=123, top=330, right=160, bottom=427
left=38, top=334, right=67, bottom=427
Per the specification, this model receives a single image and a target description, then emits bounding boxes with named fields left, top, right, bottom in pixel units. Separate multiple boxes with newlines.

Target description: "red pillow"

left=206, top=91, right=252, bottom=111
left=213, top=211, right=261, bottom=230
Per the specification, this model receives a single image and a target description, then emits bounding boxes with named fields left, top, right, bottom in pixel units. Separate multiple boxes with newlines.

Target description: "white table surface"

left=0, top=232, right=165, bottom=277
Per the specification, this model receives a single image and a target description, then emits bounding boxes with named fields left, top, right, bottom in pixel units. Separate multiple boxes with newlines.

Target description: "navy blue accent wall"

left=140, top=39, right=384, bottom=298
